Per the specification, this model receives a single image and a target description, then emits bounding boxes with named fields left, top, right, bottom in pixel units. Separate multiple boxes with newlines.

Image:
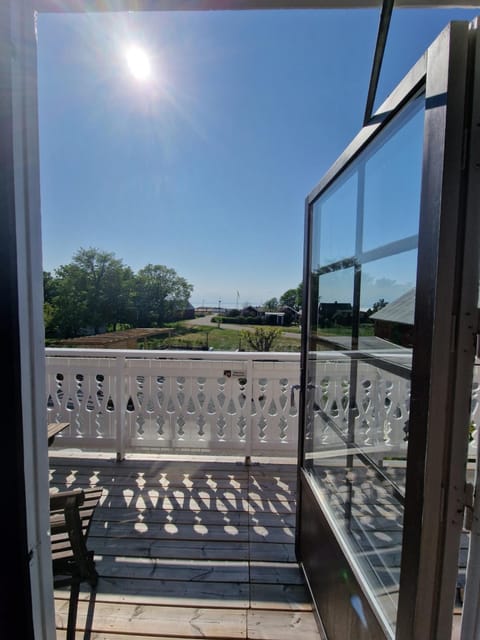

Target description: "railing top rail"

left=45, top=347, right=413, bottom=365
left=45, top=348, right=302, bottom=361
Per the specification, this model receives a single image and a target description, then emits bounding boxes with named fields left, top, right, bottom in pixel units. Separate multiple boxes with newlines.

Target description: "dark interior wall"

left=0, top=2, right=35, bottom=637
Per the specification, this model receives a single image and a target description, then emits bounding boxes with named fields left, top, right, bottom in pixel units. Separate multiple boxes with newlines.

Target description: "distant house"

left=241, top=305, right=260, bottom=317
left=318, top=301, right=352, bottom=327
left=195, top=306, right=227, bottom=315
left=179, top=301, right=195, bottom=320
left=264, top=311, right=286, bottom=325
left=264, top=306, right=299, bottom=326
left=370, top=288, right=415, bottom=347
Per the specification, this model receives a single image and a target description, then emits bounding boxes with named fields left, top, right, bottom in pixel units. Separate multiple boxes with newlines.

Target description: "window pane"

left=312, top=172, right=357, bottom=268
left=362, top=100, right=424, bottom=252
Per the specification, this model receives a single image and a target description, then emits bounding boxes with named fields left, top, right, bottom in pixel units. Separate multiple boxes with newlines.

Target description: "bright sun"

left=126, top=46, right=151, bottom=81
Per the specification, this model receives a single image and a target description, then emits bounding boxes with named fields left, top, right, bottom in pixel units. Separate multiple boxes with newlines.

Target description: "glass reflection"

left=306, top=351, right=411, bottom=633
left=310, top=268, right=355, bottom=351
left=362, top=250, right=418, bottom=349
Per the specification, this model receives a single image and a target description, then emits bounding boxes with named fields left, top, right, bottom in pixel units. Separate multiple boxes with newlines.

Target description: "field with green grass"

left=142, top=323, right=301, bottom=352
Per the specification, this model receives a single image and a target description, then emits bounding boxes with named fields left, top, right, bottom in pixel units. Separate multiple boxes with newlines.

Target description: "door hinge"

left=463, top=481, right=475, bottom=532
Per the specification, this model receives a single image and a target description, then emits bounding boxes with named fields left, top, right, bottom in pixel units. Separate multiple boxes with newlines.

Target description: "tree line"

left=262, top=284, right=303, bottom=312
left=44, top=247, right=193, bottom=339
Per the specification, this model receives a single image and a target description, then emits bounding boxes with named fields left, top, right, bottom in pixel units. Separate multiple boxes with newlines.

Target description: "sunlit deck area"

left=49, top=450, right=323, bottom=640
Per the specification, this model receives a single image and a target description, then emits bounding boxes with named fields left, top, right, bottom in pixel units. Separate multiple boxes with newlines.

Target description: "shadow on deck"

left=49, top=452, right=324, bottom=640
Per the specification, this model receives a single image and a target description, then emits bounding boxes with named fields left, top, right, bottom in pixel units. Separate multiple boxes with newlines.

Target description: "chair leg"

left=66, top=580, right=80, bottom=640
left=86, top=550, right=99, bottom=588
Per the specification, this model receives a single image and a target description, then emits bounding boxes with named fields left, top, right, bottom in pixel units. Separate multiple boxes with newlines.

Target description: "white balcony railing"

left=46, top=348, right=301, bottom=458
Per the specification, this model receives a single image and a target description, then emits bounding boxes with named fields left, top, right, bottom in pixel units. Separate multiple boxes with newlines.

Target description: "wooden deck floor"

left=49, top=452, right=324, bottom=640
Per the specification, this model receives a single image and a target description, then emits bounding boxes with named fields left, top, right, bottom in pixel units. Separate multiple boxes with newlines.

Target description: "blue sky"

left=37, top=7, right=479, bottom=308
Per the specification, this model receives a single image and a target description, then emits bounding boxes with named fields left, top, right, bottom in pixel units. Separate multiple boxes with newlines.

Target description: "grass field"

left=143, top=323, right=301, bottom=352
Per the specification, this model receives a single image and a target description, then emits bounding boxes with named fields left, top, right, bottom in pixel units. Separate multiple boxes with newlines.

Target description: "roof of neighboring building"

left=314, top=335, right=404, bottom=351
left=370, top=288, right=416, bottom=326
left=320, top=302, right=352, bottom=309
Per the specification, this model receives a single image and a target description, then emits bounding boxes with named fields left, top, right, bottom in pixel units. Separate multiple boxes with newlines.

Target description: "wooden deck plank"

left=90, top=537, right=251, bottom=560
left=98, top=490, right=250, bottom=510
left=90, top=518, right=295, bottom=541
left=50, top=463, right=295, bottom=486
left=93, top=506, right=250, bottom=525
left=249, top=561, right=306, bottom=585
left=95, top=557, right=250, bottom=582
left=247, top=610, right=321, bottom=640
left=49, top=458, right=249, bottom=477
left=90, top=522, right=252, bottom=542
left=56, top=576, right=251, bottom=608
left=249, top=542, right=296, bottom=563
left=250, top=584, right=314, bottom=611
left=49, top=472, right=250, bottom=491
left=87, top=486, right=297, bottom=501
left=56, top=601, right=248, bottom=638
left=56, top=633, right=204, bottom=640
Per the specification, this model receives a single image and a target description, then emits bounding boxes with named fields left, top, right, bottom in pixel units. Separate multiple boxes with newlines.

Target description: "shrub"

left=240, top=327, right=282, bottom=352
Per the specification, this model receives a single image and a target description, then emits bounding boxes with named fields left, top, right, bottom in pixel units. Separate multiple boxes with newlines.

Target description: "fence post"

left=115, top=354, right=126, bottom=461
left=244, top=355, right=254, bottom=465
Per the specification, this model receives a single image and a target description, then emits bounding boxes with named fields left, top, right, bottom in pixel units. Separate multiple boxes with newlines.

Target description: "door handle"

left=290, top=383, right=318, bottom=407
left=290, top=384, right=301, bottom=407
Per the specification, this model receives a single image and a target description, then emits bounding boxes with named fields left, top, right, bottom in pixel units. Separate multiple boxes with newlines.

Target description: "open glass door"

left=297, top=19, right=480, bottom=640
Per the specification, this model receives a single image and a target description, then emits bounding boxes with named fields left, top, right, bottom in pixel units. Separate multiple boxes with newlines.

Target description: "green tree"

left=51, top=248, right=134, bottom=337
left=240, top=327, right=282, bottom=352
left=263, top=297, right=279, bottom=311
left=280, top=284, right=302, bottom=310
left=367, top=298, right=388, bottom=316
left=134, top=264, right=193, bottom=326
left=43, top=271, right=61, bottom=337
left=43, top=301, right=57, bottom=338
left=295, top=282, right=303, bottom=308
left=43, top=271, right=58, bottom=304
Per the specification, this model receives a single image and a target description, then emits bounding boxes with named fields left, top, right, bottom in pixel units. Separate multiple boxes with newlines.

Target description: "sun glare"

left=126, top=46, right=151, bottom=81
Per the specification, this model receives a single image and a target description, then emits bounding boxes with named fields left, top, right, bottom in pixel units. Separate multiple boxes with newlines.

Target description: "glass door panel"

left=303, top=97, right=423, bottom=636
left=362, top=104, right=424, bottom=253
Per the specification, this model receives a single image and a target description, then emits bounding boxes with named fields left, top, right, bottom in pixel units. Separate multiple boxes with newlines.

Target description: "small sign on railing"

left=223, top=370, right=246, bottom=378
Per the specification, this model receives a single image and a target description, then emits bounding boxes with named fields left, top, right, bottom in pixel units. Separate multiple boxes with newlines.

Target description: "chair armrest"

left=50, top=487, right=101, bottom=587
left=50, top=488, right=85, bottom=511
